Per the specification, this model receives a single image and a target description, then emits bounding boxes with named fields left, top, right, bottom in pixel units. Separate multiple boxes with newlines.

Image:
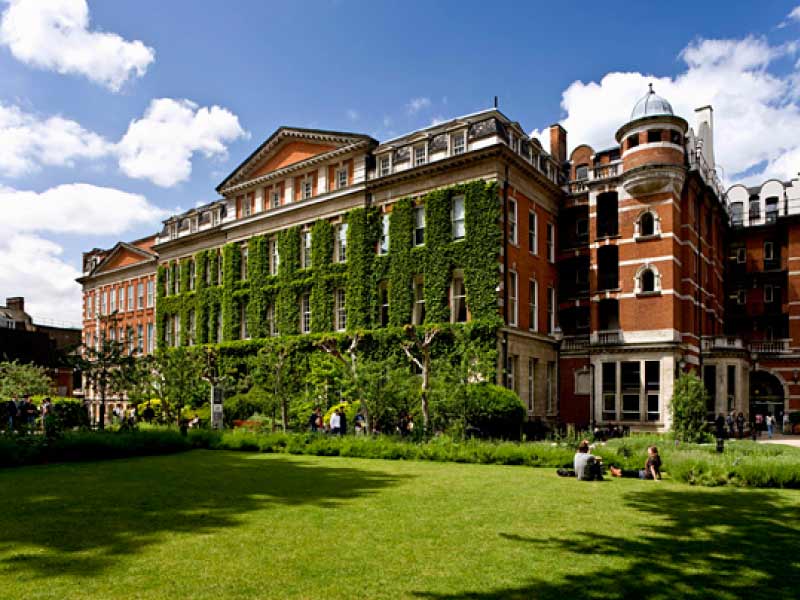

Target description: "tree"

left=253, top=340, right=301, bottom=431
left=151, top=347, right=208, bottom=428
left=317, top=334, right=373, bottom=428
left=400, top=325, right=439, bottom=434
left=670, top=372, right=709, bottom=443
left=0, top=360, right=52, bottom=399
left=78, top=315, right=134, bottom=430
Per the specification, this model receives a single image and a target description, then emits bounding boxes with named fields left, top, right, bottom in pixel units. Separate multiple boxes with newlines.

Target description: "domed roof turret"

left=630, top=84, right=674, bottom=120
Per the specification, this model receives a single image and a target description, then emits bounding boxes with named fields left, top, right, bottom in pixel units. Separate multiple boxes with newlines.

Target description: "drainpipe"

left=502, top=165, right=510, bottom=389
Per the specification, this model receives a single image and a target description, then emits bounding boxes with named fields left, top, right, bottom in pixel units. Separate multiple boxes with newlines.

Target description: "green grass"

left=1, top=451, right=799, bottom=599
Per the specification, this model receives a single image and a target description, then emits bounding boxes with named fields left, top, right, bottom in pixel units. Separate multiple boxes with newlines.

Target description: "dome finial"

left=648, top=82, right=654, bottom=93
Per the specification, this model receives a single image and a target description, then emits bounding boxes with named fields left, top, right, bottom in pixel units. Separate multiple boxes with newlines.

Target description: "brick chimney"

left=6, top=297, right=24, bottom=313
left=549, top=123, right=567, bottom=165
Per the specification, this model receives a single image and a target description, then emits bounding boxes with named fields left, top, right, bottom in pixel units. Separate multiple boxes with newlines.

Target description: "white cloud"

left=778, top=6, right=800, bottom=28
left=116, top=98, right=247, bottom=187
left=0, top=0, right=155, bottom=92
left=545, top=35, right=800, bottom=184
left=0, top=183, right=166, bottom=322
left=406, top=97, right=431, bottom=114
left=430, top=115, right=446, bottom=126
left=0, top=102, right=111, bottom=177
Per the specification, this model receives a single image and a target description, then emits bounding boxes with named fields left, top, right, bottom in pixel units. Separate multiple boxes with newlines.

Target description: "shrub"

left=223, top=387, right=273, bottom=426
left=465, top=383, right=525, bottom=439
left=670, top=373, right=709, bottom=443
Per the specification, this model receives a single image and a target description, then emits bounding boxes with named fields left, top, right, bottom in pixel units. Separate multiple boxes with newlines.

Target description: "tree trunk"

left=98, top=382, right=106, bottom=430
left=421, top=354, right=430, bottom=434
left=281, top=397, right=288, bottom=432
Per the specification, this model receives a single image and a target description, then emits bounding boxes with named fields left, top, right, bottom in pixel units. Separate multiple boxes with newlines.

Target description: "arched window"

left=641, top=269, right=655, bottom=293
left=730, top=202, right=743, bottom=226
left=640, top=212, right=655, bottom=236
left=749, top=195, right=760, bottom=222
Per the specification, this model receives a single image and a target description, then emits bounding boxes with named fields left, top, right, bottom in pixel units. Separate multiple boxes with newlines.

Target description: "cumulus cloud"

left=778, top=6, right=800, bottom=28
left=0, top=0, right=155, bottom=92
left=0, top=183, right=166, bottom=322
left=116, top=98, right=248, bottom=187
left=538, top=35, right=800, bottom=184
left=406, top=97, right=431, bottom=114
left=0, top=102, right=111, bottom=177
left=0, top=98, right=247, bottom=187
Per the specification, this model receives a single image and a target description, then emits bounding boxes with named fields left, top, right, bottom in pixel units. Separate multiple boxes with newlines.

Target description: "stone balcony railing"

left=749, top=340, right=790, bottom=354
left=594, top=329, right=622, bottom=345
left=701, top=337, right=745, bottom=351
left=562, top=335, right=590, bottom=351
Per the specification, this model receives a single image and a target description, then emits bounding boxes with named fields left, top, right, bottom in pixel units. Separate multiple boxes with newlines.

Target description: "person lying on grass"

left=610, top=445, right=662, bottom=480
left=557, top=439, right=604, bottom=481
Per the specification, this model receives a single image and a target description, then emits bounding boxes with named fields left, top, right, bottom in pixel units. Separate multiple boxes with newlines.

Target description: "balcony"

left=594, top=329, right=622, bottom=345
left=749, top=340, right=790, bottom=354
left=701, top=337, right=745, bottom=351
left=570, top=179, right=588, bottom=194
left=591, top=162, right=620, bottom=180
left=562, top=335, right=590, bottom=351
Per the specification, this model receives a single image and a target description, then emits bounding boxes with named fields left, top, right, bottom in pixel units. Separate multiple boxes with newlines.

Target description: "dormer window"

left=414, top=145, right=427, bottom=166
left=451, top=131, right=466, bottom=155
left=242, top=197, right=252, bottom=217
left=575, top=164, right=588, bottom=180
left=337, top=168, right=348, bottom=190
left=271, top=189, right=281, bottom=209
left=379, top=156, right=391, bottom=177
left=303, top=179, right=313, bottom=200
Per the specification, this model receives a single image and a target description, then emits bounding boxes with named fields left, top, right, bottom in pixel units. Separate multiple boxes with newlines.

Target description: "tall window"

left=621, top=361, right=641, bottom=420
left=451, top=274, right=467, bottom=323
left=528, top=211, right=537, bottom=254
left=127, top=285, right=134, bottom=312
left=646, top=361, right=660, bottom=421
left=137, top=282, right=144, bottom=309
left=147, top=323, right=154, bottom=354
left=172, top=263, right=179, bottom=295
left=240, top=304, right=249, bottom=339
left=241, top=246, right=249, bottom=280
left=546, top=362, right=555, bottom=414
left=100, top=291, right=107, bottom=316
left=173, top=315, right=180, bottom=348
left=271, top=189, right=281, bottom=209
left=509, top=199, right=518, bottom=244
left=602, top=362, right=616, bottom=421
left=188, top=310, right=196, bottom=345
left=302, top=231, right=312, bottom=268
left=337, top=168, right=348, bottom=190
left=527, top=358, right=536, bottom=412
left=217, top=250, right=223, bottom=285
left=108, top=288, right=115, bottom=314
left=508, top=271, right=518, bottom=327
left=147, top=280, right=154, bottom=307
left=303, top=178, right=313, bottom=200
left=336, top=223, right=348, bottom=263
left=451, top=195, right=465, bottom=239
left=727, top=365, right=736, bottom=412
left=301, top=294, right=311, bottom=333
left=118, top=287, right=124, bottom=311
left=451, top=131, right=466, bottom=155
left=335, top=289, right=347, bottom=331
left=216, top=311, right=222, bottom=343
left=639, top=212, right=655, bottom=236
left=505, top=355, right=518, bottom=393
left=546, top=223, right=555, bottom=262
left=266, top=304, right=276, bottom=337
left=270, top=239, right=280, bottom=275
left=414, top=206, right=425, bottom=246
left=379, top=282, right=390, bottom=327
left=379, top=214, right=390, bottom=254
left=414, top=145, right=426, bottom=166
left=242, top=196, right=252, bottom=217
left=547, top=286, right=555, bottom=333
left=413, top=277, right=425, bottom=325
left=764, top=241, right=774, bottom=262
left=188, top=260, right=196, bottom=290
left=379, top=156, right=391, bottom=177
left=529, top=279, right=538, bottom=331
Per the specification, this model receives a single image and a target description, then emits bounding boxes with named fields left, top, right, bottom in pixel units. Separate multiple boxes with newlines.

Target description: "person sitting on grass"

left=610, top=445, right=661, bottom=480
left=557, top=439, right=604, bottom=481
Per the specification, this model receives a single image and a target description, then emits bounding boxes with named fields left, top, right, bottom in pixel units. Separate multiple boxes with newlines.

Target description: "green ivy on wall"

left=156, top=181, right=501, bottom=364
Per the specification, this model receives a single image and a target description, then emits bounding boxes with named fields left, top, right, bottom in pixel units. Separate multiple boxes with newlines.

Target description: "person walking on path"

left=329, top=409, right=341, bottom=435
left=715, top=414, right=726, bottom=439
left=736, top=412, right=745, bottom=439
left=783, top=412, right=791, bottom=435
left=726, top=411, right=735, bottom=438
left=766, top=414, right=775, bottom=439
left=339, top=409, right=347, bottom=436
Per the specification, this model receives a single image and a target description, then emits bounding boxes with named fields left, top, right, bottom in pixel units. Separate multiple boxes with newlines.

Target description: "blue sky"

left=2, top=0, right=800, bottom=323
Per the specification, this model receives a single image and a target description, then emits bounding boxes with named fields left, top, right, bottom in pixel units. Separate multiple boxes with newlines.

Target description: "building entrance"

left=749, top=370, right=785, bottom=425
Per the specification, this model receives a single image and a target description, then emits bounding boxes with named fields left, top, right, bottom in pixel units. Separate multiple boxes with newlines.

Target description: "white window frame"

left=529, top=279, right=538, bottom=332
left=527, top=358, right=536, bottom=412
left=736, top=247, right=746, bottom=264
left=414, top=206, right=425, bottom=246
left=509, top=198, right=518, bottom=245
left=267, top=304, right=276, bottom=337
left=508, top=270, right=518, bottom=327
left=337, top=167, right=348, bottom=190
left=241, top=246, right=249, bottom=280
left=451, top=130, right=466, bottom=155
left=242, top=196, right=252, bottom=217
left=414, top=144, right=427, bottom=167
left=302, top=231, right=312, bottom=268
left=335, top=288, right=347, bottom=331
left=336, top=223, right=348, bottom=263
left=547, top=286, right=556, bottom=333
left=450, top=273, right=467, bottom=323
left=147, top=323, right=154, bottom=354
left=379, top=155, right=391, bottom=177
left=413, top=277, right=425, bottom=325
left=301, top=294, right=311, bottom=334
left=147, top=280, right=154, bottom=308
left=137, top=282, right=145, bottom=309
left=764, top=241, right=774, bottom=261
left=240, top=303, right=249, bottom=339
left=379, top=213, right=390, bottom=255
left=451, top=195, right=465, bottom=240
left=270, top=238, right=280, bottom=275
left=546, top=223, right=555, bottom=262
left=127, top=285, right=134, bottom=312
left=271, top=189, right=281, bottom=209
left=528, top=211, right=537, bottom=255
left=546, top=362, right=556, bottom=414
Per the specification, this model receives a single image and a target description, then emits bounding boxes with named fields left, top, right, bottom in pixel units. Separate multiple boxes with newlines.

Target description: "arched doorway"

left=749, top=370, right=785, bottom=425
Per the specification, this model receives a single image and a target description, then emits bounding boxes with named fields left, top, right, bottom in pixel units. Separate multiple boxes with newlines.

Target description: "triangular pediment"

left=217, top=127, right=376, bottom=193
left=93, top=242, right=156, bottom=275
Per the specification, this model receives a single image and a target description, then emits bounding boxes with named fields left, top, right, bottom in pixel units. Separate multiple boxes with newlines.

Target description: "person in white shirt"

left=329, top=410, right=341, bottom=435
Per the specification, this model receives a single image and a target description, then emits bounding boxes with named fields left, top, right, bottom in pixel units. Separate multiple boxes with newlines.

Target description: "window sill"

left=636, top=291, right=662, bottom=298
left=634, top=234, right=661, bottom=242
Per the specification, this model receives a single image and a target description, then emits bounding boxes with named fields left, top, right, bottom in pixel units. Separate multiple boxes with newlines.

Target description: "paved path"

left=758, top=434, right=800, bottom=448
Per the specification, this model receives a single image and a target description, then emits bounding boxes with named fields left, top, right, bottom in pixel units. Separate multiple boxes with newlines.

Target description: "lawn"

left=1, top=451, right=798, bottom=599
